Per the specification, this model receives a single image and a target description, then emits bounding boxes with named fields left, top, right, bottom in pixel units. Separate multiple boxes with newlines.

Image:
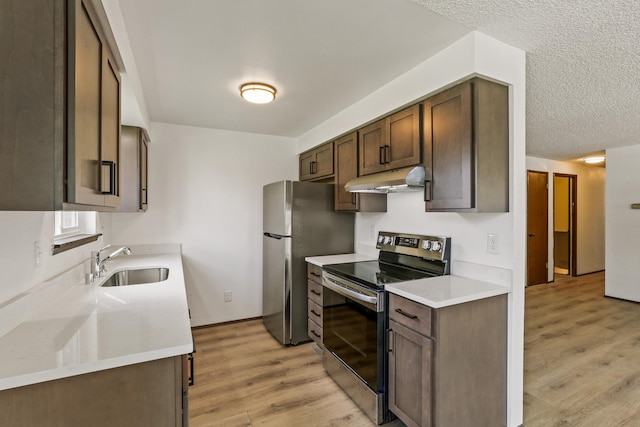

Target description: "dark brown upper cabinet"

left=0, top=0, right=121, bottom=211
left=299, top=142, right=334, bottom=181
left=422, top=78, right=509, bottom=212
left=334, top=132, right=386, bottom=212
left=117, top=126, right=149, bottom=212
left=358, top=104, right=421, bottom=176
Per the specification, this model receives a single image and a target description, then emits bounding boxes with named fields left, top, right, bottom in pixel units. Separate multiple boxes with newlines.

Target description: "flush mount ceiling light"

left=583, top=155, right=606, bottom=164
left=240, top=83, right=276, bottom=104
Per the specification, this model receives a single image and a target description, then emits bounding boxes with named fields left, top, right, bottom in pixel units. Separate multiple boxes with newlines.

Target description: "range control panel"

left=376, top=231, right=450, bottom=261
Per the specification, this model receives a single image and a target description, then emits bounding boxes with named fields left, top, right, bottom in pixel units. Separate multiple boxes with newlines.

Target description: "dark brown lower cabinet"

left=388, top=319, right=433, bottom=427
left=0, top=355, right=189, bottom=427
left=307, top=263, right=324, bottom=348
left=388, top=293, right=507, bottom=427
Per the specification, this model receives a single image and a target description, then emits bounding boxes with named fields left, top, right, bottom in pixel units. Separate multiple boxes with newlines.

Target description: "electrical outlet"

left=224, top=291, right=232, bottom=302
left=34, top=240, right=42, bottom=268
left=487, top=234, right=500, bottom=254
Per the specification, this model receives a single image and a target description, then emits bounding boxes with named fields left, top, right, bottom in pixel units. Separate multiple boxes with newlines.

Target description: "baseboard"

left=191, top=316, right=262, bottom=330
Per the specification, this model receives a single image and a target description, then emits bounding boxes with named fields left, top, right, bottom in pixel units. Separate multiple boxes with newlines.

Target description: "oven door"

left=322, top=272, right=385, bottom=392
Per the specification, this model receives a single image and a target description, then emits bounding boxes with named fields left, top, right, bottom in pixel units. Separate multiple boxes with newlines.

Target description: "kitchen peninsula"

left=0, top=245, right=192, bottom=426
left=307, top=251, right=510, bottom=426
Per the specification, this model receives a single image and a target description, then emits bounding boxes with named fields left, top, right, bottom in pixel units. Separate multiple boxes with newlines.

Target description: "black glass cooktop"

left=323, top=260, right=434, bottom=289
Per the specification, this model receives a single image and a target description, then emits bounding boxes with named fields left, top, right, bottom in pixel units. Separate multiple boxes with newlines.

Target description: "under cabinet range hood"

left=345, top=166, right=426, bottom=193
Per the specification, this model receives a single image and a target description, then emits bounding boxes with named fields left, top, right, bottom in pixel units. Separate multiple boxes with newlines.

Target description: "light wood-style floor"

left=188, top=320, right=374, bottom=427
left=189, top=271, right=640, bottom=426
left=524, top=271, right=640, bottom=426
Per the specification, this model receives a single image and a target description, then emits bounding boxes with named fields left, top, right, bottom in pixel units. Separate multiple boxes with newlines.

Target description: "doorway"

left=553, top=174, right=577, bottom=277
left=527, top=170, right=549, bottom=286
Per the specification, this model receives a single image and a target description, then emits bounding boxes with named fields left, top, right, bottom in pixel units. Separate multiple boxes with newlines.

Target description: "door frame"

left=553, top=173, right=578, bottom=277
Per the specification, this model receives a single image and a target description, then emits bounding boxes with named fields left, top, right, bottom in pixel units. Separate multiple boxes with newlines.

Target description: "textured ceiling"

left=116, top=0, right=640, bottom=162
left=412, top=0, right=640, bottom=161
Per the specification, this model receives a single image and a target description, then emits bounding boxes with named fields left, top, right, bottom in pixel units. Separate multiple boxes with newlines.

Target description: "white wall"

left=111, top=122, right=297, bottom=327
left=298, top=32, right=527, bottom=427
left=0, top=212, right=112, bottom=305
left=526, top=157, right=606, bottom=280
left=605, top=145, right=640, bottom=300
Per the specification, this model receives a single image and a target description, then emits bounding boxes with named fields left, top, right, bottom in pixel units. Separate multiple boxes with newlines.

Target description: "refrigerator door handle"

left=264, top=232, right=283, bottom=239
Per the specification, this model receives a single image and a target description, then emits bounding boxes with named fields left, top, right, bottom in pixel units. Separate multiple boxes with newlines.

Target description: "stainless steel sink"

left=100, top=268, right=169, bottom=287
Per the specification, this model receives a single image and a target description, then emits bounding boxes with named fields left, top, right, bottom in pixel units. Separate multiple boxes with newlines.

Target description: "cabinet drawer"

left=308, top=299, right=323, bottom=325
left=308, top=279, right=323, bottom=305
left=308, top=318, right=323, bottom=345
left=389, top=294, right=432, bottom=335
left=307, top=263, right=323, bottom=282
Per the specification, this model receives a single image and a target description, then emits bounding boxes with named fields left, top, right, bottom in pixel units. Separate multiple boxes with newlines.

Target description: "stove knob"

left=377, top=235, right=385, bottom=244
left=384, top=236, right=393, bottom=245
left=431, top=241, right=442, bottom=252
left=421, top=240, right=431, bottom=250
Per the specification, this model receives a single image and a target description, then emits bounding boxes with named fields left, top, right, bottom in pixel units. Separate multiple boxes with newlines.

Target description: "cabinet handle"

left=101, top=161, right=117, bottom=195
left=385, top=145, right=390, bottom=163
left=310, top=309, right=321, bottom=317
left=310, top=272, right=321, bottom=277
left=188, top=352, right=195, bottom=386
left=310, top=289, right=321, bottom=296
left=311, top=330, right=321, bottom=339
left=379, top=146, right=385, bottom=165
left=423, top=180, right=432, bottom=202
left=395, top=308, right=418, bottom=319
left=351, top=192, right=356, bottom=205
left=528, top=233, right=535, bottom=237
left=388, top=329, right=394, bottom=352
left=309, top=161, right=314, bottom=175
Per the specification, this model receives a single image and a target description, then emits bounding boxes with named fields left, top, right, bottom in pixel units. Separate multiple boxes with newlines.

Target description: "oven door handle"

left=322, top=276, right=378, bottom=305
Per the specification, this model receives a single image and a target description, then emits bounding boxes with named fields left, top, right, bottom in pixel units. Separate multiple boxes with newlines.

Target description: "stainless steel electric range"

left=321, top=231, right=451, bottom=425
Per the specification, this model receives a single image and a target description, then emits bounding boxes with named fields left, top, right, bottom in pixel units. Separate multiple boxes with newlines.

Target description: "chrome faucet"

left=90, top=245, right=132, bottom=283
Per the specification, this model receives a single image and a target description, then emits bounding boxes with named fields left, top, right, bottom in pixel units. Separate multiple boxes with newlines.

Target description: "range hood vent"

left=345, top=166, right=426, bottom=193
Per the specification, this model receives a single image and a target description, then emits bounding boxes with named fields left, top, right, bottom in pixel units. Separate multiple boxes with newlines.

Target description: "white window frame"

left=54, top=211, right=97, bottom=239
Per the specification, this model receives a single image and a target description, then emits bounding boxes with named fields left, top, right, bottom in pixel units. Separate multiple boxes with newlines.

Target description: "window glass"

left=54, top=211, right=97, bottom=238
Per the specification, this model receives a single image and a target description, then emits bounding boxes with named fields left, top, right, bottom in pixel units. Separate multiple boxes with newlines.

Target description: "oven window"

left=323, top=287, right=379, bottom=391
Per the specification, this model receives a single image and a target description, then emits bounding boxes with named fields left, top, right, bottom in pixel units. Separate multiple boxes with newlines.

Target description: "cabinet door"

left=388, top=104, right=421, bottom=169
left=299, top=143, right=334, bottom=181
left=358, top=119, right=387, bottom=176
left=299, top=151, right=315, bottom=181
left=389, top=320, right=433, bottom=427
left=101, top=53, right=121, bottom=208
left=422, top=81, right=473, bottom=210
left=140, top=134, right=149, bottom=210
left=313, top=142, right=334, bottom=178
left=69, top=0, right=104, bottom=206
left=0, top=0, right=61, bottom=210
left=118, top=126, right=148, bottom=212
left=334, top=132, right=358, bottom=211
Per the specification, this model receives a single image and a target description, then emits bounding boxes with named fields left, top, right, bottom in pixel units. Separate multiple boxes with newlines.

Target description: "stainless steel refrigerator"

left=263, top=180, right=354, bottom=345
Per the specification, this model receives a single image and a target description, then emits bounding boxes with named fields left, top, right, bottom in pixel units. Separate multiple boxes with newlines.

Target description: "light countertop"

left=0, top=245, right=193, bottom=391
left=306, top=254, right=509, bottom=308
left=385, top=275, right=510, bottom=308
left=305, top=253, right=377, bottom=266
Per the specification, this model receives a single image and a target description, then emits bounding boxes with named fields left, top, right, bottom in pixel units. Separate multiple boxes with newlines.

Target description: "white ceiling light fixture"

left=583, top=155, right=606, bottom=164
left=240, top=83, right=276, bottom=104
